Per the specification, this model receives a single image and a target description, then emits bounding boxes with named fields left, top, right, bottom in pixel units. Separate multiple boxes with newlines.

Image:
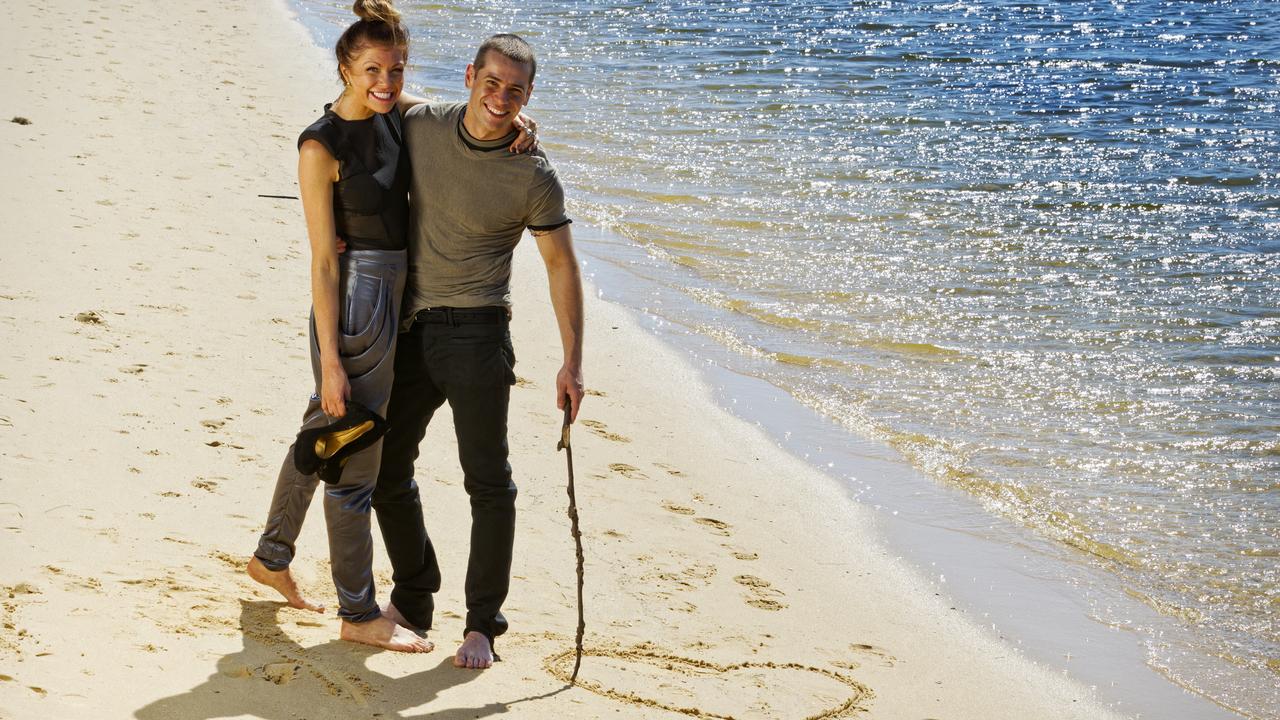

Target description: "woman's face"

left=341, top=44, right=406, bottom=114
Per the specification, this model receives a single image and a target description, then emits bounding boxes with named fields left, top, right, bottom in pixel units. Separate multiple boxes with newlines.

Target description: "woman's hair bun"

left=352, top=0, right=401, bottom=25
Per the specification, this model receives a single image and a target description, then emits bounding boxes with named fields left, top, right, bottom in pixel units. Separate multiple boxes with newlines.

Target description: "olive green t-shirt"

left=400, top=102, right=570, bottom=326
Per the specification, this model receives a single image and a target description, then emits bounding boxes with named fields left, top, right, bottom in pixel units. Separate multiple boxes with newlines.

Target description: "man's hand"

left=557, top=363, right=584, bottom=422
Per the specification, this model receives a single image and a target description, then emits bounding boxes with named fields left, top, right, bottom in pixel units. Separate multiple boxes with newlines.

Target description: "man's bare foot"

left=381, top=602, right=425, bottom=635
left=341, top=615, right=434, bottom=653
left=454, top=631, right=494, bottom=669
left=247, top=556, right=324, bottom=613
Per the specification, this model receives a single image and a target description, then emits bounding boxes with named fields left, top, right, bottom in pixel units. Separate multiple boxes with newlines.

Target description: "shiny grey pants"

left=254, top=248, right=406, bottom=622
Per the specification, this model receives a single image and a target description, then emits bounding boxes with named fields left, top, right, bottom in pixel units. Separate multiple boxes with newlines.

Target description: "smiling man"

left=371, top=34, right=584, bottom=670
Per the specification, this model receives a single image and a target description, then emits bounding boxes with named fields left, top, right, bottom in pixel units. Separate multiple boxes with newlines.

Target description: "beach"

left=0, top=0, right=1241, bottom=718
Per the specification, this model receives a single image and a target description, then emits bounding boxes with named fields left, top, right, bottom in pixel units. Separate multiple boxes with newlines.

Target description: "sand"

left=0, top=0, right=1132, bottom=718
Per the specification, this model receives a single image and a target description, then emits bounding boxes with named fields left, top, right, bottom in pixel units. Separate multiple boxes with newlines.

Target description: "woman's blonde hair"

left=335, top=0, right=409, bottom=83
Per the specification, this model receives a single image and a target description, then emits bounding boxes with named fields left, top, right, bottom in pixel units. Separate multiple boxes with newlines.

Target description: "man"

left=372, top=34, right=584, bottom=670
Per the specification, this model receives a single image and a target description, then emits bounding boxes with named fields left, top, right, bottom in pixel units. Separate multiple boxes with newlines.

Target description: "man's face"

left=463, top=51, right=534, bottom=140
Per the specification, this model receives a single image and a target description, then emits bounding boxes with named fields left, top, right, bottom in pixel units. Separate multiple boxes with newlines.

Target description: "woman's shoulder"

left=298, top=106, right=342, bottom=155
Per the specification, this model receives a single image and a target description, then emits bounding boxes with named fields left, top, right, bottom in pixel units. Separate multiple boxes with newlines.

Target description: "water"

left=291, top=1, right=1279, bottom=715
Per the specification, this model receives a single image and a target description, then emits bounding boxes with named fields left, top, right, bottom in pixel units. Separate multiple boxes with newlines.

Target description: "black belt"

left=413, top=306, right=508, bottom=326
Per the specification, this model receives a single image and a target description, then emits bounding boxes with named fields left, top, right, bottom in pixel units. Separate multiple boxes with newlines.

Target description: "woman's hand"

left=510, top=113, right=539, bottom=153
left=320, top=361, right=350, bottom=418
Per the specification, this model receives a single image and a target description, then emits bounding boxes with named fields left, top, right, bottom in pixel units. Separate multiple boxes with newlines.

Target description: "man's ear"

left=464, top=63, right=476, bottom=89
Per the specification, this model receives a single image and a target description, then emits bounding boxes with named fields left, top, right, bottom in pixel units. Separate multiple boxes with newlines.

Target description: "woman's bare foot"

left=381, top=602, right=424, bottom=634
left=340, top=615, right=434, bottom=653
left=246, top=556, right=324, bottom=612
left=454, top=631, right=494, bottom=669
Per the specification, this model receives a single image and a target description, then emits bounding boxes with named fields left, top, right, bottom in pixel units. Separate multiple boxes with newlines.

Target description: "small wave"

left=900, top=52, right=975, bottom=63
left=1125, top=588, right=1209, bottom=625
left=956, top=182, right=1019, bottom=192
left=862, top=340, right=962, bottom=357
left=1176, top=174, right=1262, bottom=187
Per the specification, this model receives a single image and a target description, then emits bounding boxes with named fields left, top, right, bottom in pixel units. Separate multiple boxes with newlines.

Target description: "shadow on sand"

left=134, top=600, right=571, bottom=719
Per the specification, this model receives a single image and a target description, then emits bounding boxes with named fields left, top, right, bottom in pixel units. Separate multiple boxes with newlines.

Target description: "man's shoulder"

left=525, top=148, right=562, bottom=183
left=404, top=101, right=465, bottom=126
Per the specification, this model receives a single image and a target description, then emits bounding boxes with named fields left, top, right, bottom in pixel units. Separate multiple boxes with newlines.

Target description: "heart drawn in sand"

left=544, top=644, right=873, bottom=719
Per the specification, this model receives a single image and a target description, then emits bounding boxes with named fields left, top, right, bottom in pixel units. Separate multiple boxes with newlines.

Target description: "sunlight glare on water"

left=292, top=1, right=1279, bottom=714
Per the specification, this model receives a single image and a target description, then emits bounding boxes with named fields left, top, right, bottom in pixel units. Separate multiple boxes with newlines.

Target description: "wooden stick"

left=557, top=398, right=585, bottom=682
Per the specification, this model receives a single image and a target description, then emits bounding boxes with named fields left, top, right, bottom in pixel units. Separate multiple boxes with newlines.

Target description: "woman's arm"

left=396, top=90, right=430, bottom=115
left=510, top=112, right=539, bottom=153
left=297, top=139, right=350, bottom=418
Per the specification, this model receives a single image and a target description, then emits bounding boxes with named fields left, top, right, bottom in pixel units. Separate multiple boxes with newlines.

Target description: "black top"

left=297, top=105, right=409, bottom=252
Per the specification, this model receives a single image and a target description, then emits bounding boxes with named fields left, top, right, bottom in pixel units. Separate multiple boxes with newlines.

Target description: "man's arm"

left=533, top=224, right=584, bottom=421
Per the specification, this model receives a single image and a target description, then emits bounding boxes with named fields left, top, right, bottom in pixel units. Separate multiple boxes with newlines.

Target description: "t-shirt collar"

left=457, top=108, right=519, bottom=152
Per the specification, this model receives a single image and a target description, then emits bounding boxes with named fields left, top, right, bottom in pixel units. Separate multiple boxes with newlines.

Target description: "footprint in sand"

left=734, top=575, right=787, bottom=611
left=608, top=463, right=646, bottom=480
left=848, top=643, right=897, bottom=668
left=731, top=551, right=759, bottom=561
left=191, top=479, right=219, bottom=493
left=654, top=462, right=685, bottom=477
left=580, top=419, right=630, bottom=443
left=661, top=501, right=695, bottom=516
left=262, top=662, right=299, bottom=685
left=693, top=517, right=732, bottom=536
left=585, top=388, right=607, bottom=397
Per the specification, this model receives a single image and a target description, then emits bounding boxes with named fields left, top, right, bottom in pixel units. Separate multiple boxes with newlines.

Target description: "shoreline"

left=0, top=0, right=1211, bottom=717
left=573, top=222, right=1247, bottom=720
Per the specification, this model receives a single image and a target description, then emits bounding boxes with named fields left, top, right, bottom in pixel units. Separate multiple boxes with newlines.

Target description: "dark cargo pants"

left=254, top=249, right=407, bottom=623
left=372, top=311, right=517, bottom=645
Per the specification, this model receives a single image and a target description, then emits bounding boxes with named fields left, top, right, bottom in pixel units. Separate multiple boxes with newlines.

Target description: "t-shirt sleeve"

left=297, top=120, right=338, bottom=158
left=526, top=160, right=572, bottom=231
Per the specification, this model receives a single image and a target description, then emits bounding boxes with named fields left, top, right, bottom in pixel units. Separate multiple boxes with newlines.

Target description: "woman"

left=245, top=0, right=536, bottom=652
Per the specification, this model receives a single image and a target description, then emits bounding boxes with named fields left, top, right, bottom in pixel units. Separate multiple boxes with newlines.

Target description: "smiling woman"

left=333, top=0, right=408, bottom=116
left=245, top=0, right=430, bottom=655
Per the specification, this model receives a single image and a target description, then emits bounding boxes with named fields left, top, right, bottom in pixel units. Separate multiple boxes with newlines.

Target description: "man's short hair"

left=473, top=33, right=537, bottom=84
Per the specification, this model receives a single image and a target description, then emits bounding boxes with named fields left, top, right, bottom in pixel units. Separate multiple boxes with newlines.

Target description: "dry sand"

left=0, top=1, right=1132, bottom=718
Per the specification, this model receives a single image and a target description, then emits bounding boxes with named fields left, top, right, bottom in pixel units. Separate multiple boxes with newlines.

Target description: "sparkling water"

left=292, top=1, right=1279, bottom=714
